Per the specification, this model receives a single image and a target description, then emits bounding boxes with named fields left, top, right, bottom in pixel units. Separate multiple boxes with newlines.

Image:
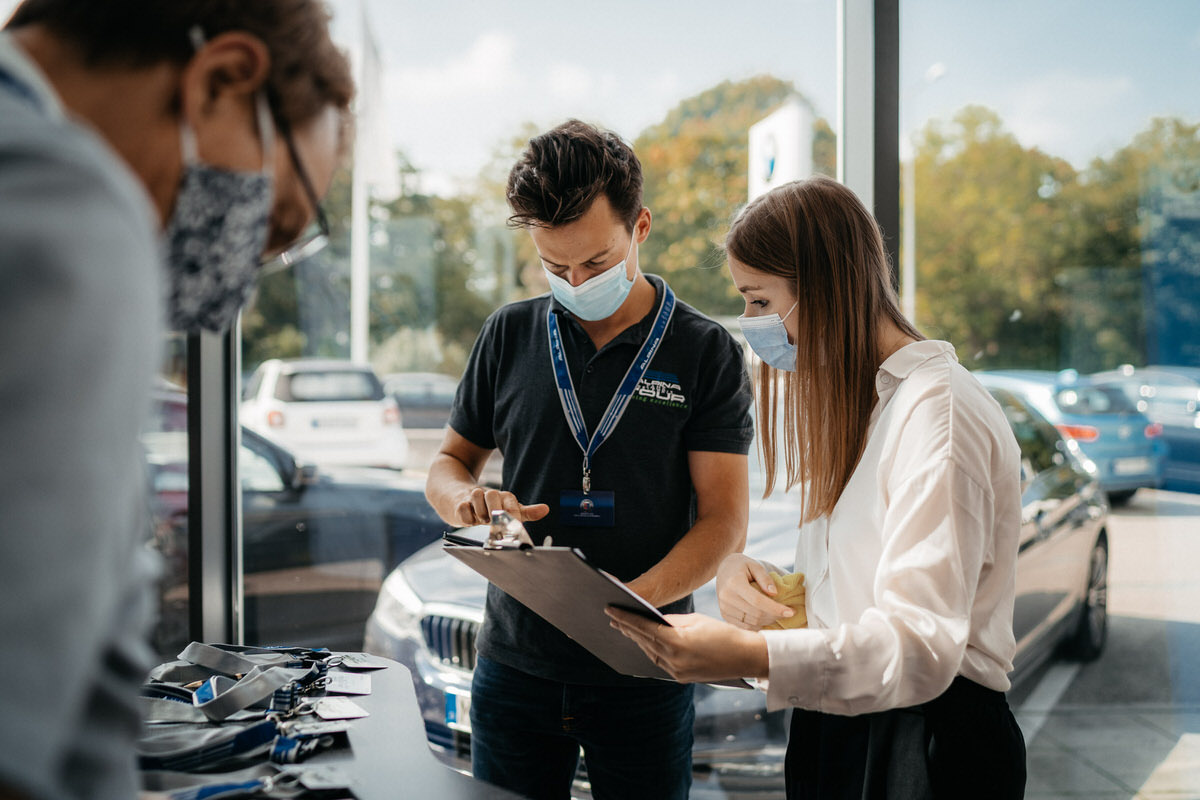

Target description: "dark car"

left=977, top=370, right=1166, bottom=505
left=145, top=392, right=447, bottom=656
left=362, top=386, right=1110, bottom=796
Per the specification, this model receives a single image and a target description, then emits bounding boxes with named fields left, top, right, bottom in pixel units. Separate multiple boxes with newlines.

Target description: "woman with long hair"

left=609, top=176, right=1027, bottom=798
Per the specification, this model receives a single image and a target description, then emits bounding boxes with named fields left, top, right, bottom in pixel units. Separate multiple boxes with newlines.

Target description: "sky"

left=3, top=0, right=1198, bottom=190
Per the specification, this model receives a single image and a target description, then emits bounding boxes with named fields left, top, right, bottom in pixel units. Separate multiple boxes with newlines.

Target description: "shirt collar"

left=875, top=339, right=956, bottom=399
left=0, top=31, right=67, bottom=121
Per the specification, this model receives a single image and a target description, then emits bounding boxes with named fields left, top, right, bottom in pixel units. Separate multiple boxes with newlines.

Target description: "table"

left=310, top=657, right=523, bottom=799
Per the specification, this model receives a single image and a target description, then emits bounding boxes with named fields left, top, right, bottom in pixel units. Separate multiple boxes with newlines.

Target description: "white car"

left=242, top=359, right=409, bottom=470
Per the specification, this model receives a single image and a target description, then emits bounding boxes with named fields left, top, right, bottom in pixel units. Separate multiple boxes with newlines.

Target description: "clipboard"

left=443, top=535, right=750, bottom=689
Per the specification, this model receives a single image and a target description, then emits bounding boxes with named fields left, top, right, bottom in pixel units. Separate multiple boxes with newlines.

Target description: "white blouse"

left=758, top=340, right=1021, bottom=714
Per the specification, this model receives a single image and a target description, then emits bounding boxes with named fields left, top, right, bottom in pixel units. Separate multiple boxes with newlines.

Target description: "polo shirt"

left=449, top=274, right=754, bottom=685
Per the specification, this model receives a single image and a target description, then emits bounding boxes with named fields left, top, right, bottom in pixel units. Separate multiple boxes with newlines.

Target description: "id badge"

left=560, top=490, right=615, bottom=527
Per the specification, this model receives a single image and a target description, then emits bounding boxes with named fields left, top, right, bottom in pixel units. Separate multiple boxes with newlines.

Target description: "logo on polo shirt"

left=634, top=370, right=687, bottom=408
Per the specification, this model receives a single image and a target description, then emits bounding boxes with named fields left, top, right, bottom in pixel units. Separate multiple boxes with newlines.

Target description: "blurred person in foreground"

left=0, top=2, right=352, bottom=798
left=610, top=177, right=1027, bottom=799
left=425, top=120, right=754, bottom=800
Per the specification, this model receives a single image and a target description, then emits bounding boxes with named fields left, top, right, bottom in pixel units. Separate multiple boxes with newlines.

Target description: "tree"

left=635, top=76, right=836, bottom=317
left=912, top=106, right=1079, bottom=369
left=913, top=108, right=1200, bottom=372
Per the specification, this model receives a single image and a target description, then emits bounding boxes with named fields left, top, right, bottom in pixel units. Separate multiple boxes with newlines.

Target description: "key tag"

left=313, top=697, right=369, bottom=720
left=279, top=764, right=357, bottom=791
left=324, top=672, right=372, bottom=696
left=335, top=653, right=389, bottom=671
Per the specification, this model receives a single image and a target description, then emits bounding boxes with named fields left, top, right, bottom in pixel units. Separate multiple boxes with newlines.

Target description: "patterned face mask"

left=164, top=92, right=275, bottom=333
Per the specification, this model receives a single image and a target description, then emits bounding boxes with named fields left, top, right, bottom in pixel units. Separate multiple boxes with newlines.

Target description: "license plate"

left=311, top=417, right=358, bottom=429
left=1113, top=456, right=1152, bottom=476
left=445, top=689, right=471, bottom=733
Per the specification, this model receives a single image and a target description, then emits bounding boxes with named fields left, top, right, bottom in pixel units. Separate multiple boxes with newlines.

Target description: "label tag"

left=312, top=697, right=369, bottom=720
left=285, top=719, right=354, bottom=737
left=560, top=489, right=615, bottom=527
left=282, top=764, right=356, bottom=790
left=325, top=672, right=372, bottom=696
left=336, top=653, right=389, bottom=671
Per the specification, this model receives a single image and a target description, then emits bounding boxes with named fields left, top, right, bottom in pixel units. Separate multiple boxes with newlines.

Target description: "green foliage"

left=913, top=107, right=1200, bottom=372
left=242, top=73, right=1199, bottom=379
left=635, top=76, right=835, bottom=317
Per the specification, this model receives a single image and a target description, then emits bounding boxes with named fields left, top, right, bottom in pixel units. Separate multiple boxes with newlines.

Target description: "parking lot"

left=1011, top=489, right=1200, bottom=799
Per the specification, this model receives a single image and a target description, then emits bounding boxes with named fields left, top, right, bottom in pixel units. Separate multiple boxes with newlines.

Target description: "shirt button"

left=788, top=695, right=800, bottom=705
left=879, top=375, right=893, bottom=386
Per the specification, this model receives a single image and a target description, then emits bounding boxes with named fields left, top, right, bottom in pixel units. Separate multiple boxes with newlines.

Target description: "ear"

left=635, top=207, right=652, bottom=244
left=179, top=31, right=271, bottom=126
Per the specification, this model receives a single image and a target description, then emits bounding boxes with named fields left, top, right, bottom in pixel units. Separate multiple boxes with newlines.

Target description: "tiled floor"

left=1022, top=707, right=1200, bottom=799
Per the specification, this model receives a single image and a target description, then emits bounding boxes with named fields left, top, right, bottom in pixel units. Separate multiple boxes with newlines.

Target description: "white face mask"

left=542, top=233, right=637, bottom=321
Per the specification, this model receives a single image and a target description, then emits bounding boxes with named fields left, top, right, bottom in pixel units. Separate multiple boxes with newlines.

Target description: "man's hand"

left=606, top=609, right=769, bottom=683
left=716, top=553, right=795, bottom=629
left=453, top=486, right=549, bottom=527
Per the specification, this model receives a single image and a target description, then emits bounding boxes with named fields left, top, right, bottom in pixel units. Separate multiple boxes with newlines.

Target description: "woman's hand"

left=716, top=553, right=796, bottom=629
left=606, top=610, right=769, bottom=683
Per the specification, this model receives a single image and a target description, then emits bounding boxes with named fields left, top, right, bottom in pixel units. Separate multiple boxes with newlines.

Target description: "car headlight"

left=372, top=569, right=424, bottom=640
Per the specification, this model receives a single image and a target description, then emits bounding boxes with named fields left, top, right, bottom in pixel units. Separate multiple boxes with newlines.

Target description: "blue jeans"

left=469, top=656, right=694, bottom=800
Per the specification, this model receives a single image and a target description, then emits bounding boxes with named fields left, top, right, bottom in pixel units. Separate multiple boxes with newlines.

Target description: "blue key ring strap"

left=547, top=281, right=676, bottom=492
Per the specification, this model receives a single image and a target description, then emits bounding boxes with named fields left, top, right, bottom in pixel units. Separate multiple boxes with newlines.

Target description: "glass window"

left=146, top=333, right=190, bottom=658
left=902, top=1, right=1199, bottom=794
left=1054, top=384, right=1137, bottom=415
left=240, top=441, right=287, bottom=493
left=993, top=388, right=1060, bottom=476
left=275, top=369, right=385, bottom=402
left=238, top=1, right=837, bottom=794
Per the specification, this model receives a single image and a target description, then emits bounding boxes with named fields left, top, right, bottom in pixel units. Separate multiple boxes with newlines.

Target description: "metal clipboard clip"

left=485, top=510, right=536, bottom=549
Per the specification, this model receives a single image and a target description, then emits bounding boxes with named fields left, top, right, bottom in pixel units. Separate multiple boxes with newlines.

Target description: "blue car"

left=976, top=370, right=1166, bottom=505
left=1090, top=365, right=1200, bottom=494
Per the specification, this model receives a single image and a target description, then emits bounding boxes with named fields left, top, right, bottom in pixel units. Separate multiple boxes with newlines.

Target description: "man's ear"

left=179, top=31, right=271, bottom=127
left=635, top=207, right=652, bottom=244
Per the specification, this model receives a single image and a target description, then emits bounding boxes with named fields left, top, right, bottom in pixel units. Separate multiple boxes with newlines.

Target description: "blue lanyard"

left=546, top=281, right=676, bottom=493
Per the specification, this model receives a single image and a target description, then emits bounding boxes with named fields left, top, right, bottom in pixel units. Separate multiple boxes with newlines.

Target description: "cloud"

left=1002, top=71, right=1134, bottom=164
left=390, top=31, right=519, bottom=102
left=546, top=63, right=594, bottom=101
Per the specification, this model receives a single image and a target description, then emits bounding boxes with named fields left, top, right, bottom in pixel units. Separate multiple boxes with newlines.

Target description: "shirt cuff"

left=761, top=628, right=830, bottom=713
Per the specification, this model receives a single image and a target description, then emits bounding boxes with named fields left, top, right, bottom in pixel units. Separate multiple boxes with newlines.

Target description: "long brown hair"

left=726, top=177, right=922, bottom=522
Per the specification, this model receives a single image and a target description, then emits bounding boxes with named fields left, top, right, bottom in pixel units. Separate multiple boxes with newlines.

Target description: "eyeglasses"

left=260, top=112, right=332, bottom=274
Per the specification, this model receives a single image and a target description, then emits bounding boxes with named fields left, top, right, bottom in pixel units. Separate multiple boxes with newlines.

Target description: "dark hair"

left=506, top=119, right=643, bottom=231
left=726, top=177, right=923, bottom=521
left=6, top=0, right=353, bottom=130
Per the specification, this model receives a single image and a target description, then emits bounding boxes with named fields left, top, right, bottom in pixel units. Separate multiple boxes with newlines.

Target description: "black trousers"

left=784, top=676, right=1026, bottom=800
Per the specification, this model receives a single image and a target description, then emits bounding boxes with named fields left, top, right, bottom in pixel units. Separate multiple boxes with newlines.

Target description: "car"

left=1090, top=365, right=1200, bottom=494
left=241, top=358, right=409, bottom=470
left=144, top=391, right=446, bottom=657
left=382, top=372, right=459, bottom=430
left=362, top=385, right=1110, bottom=795
left=977, top=370, right=1167, bottom=505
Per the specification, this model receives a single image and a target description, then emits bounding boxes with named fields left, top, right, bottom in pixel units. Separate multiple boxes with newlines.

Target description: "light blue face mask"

left=738, top=301, right=799, bottom=371
left=543, top=233, right=637, bottom=321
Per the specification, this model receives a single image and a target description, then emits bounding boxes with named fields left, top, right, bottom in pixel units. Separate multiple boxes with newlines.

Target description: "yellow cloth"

left=758, top=571, right=807, bottom=630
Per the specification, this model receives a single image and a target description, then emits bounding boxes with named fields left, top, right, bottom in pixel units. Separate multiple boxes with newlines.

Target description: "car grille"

left=420, top=615, right=479, bottom=671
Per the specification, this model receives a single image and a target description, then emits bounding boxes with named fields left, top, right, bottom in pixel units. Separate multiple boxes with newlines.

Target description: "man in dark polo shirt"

left=425, top=119, right=753, bottom=800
